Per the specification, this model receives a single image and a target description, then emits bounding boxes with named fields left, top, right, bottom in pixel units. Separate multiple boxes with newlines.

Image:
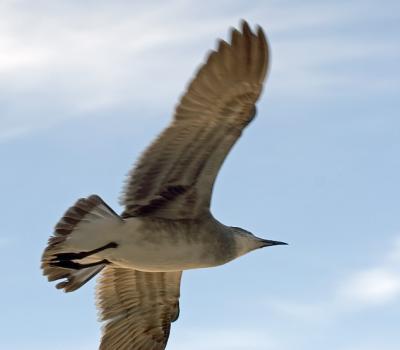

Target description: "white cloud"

left=0, top=0, right=398, bottom=142
left=268, top=235, right=400, bottom=323
left=0, top=1, right=235, bottom=142
left=250, top=0, right=400, bottom=33
left=339, top=268, right=400, bottom=306
left=269, top=39, right=399, bottom=98
left=337, top=236, right=400, bottom=307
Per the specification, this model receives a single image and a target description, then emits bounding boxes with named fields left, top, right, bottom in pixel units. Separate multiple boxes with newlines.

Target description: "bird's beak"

left=258, top=239, right=288, bottom=248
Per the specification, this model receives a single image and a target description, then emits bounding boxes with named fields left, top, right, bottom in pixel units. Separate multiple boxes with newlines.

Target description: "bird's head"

left=230, top=226, right=288, bottom=256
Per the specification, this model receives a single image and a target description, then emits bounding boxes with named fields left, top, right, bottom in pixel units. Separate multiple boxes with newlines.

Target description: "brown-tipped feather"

left=97, top=268, right=182, bottom=350
left=256, top=26, right=269, bottom=82
left=120, top=22, right=269, bottom=220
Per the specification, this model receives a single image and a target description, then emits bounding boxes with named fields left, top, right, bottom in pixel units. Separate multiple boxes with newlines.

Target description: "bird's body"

left=41, top=21, right=287, bottom=350
left=64, top=214, right=241, bottom=272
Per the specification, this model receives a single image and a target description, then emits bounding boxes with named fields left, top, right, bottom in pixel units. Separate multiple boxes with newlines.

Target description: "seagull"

left=41, top=20, right=287, bottom=350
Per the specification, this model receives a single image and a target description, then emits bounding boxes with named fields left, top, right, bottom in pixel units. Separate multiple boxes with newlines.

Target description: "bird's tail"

left=41, top=195, right=121, bottom=292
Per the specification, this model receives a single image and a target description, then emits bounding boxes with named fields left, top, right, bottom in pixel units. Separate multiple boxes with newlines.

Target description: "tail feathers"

left=41, top=195, right=120, bottom=293
left=51, top=264, right=105, bottom=292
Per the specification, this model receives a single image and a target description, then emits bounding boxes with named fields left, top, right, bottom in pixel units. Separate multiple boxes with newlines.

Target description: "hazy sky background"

left=1, top=0, right=399, bottom=349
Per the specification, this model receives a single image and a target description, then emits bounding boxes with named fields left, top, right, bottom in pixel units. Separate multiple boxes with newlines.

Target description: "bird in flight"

left=42, top=20, right=287, bottom=350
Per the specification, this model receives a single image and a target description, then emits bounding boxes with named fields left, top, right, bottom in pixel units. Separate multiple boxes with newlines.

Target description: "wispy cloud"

left=0, top=0, right=208, bottom=141
left=339, top=268, right=400, bottom=306
left=1, top=1, right=398, bottom=142
left=268, top=235, right=400, bottom=322
left=338, top=236, right=400, bottom=307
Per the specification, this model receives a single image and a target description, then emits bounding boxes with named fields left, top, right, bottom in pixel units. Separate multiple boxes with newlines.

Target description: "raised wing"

left=97, top=267, right=182, bottom=350
left=121, top=21, right=269, bottom=219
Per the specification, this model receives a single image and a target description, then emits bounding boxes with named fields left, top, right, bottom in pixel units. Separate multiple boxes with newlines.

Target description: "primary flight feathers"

left=120, top=21, right=269, bottom=220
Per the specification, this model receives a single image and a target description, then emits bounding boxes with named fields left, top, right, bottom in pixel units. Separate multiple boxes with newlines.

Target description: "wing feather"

left=97, top=267, right=182, bottom=350
left=121, top=21, right=269, bottom=219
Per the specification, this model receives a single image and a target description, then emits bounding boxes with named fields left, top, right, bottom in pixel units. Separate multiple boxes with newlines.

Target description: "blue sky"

left=1, top=0, right=399, bottom=349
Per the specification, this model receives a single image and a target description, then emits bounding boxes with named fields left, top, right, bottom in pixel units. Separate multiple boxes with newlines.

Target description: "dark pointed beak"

left=259, top=239, right=288, bottom=248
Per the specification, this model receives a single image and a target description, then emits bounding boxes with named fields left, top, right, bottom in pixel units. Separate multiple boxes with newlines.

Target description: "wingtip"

left=256, top=24, right=270, bottom=76
left=228, top=21, right=270, bottom=47
left=256, top=25, right=267, bottom=42
left=240, top=19, right=251, bottom=33
left=230, top=26, right=241, bottom=45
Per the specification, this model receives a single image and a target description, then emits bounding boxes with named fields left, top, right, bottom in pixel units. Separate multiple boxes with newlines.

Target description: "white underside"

left=63, top=217, right=222, bottom=272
